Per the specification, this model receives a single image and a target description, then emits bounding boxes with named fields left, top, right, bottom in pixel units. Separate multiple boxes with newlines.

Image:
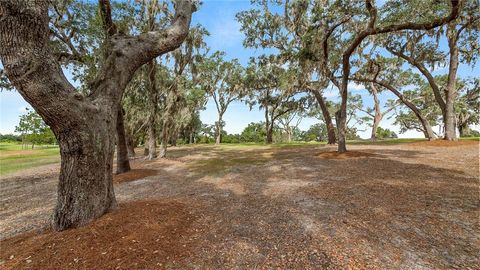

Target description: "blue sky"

left=0, top=1, right=478, bottom=138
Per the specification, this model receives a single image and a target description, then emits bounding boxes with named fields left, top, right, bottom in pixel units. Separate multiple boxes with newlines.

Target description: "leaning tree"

left=0, top=0, right=196, bottom=230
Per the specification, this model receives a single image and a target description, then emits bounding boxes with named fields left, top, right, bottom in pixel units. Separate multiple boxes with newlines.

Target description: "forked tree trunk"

left=311, top=89, right=336, bottom=144
left=0, top=0, right=194, bottom=230
left=115, top=107, right=131, bottom=174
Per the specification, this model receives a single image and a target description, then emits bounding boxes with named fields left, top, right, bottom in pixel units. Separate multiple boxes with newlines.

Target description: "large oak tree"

left=0, top=0, right=196, bottom=230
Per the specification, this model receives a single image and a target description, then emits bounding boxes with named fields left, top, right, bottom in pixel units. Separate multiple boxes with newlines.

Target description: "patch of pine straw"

left=113, top=169, right=157, bottom=183
left=0, top=200, right=202, bottom=270
left=316, top=150, right=376, bottom=159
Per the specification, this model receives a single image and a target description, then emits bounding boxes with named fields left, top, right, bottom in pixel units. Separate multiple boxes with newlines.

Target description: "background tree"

left=383, top=0, right=479, bottom=139
left=15, top=109, right=56, bottom=149
left=199, top=51, right=245, bottom=144
left=159, top=25, right=208, bottom=157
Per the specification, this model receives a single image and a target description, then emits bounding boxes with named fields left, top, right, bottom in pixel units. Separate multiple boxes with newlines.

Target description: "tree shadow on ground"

left=1, top=145, right=478, bottom=269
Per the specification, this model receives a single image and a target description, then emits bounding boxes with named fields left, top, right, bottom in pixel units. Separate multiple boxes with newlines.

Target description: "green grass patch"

left=460, top=137, right=480, bottom=141
left=347, top=138, right=427, bottom=145
left=0, top=143, right=60, bottom=176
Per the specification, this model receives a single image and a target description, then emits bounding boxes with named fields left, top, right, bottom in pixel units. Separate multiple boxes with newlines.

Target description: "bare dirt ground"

left=0, top=142, right=479, bottom=269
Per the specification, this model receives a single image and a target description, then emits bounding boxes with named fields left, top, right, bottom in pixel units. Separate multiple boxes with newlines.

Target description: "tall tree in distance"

left=0, top=0, right=196, bottom=230
left=199, top=51, right=245, bottom=144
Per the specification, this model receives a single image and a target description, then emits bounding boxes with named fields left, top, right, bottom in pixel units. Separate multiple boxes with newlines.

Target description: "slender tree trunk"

left=335, top=109, right=347, bottom=152
left=115, top=107, right=130, bottom=174
left=370, top=83, right=383, bottom=141
left=171, top=132, right=177, bottom=146
left=264, top=106, right=273, bottom=144
left=146, top=60, right=158, bottom=159
left=159, top=121, right=169, bottom=158
left=371, top=114, right=383, bottom=141
left=444, top=27, right=459, bottom=140
left=146, top=123, right=157, bottom=159
left=215, top=114, right=223, bottom=144
left=311, top=89, right=336, bottom=144
left=287, top=127, right=292, bottom=142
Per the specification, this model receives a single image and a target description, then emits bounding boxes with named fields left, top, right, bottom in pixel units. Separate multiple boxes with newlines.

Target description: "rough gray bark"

left=444, top=23, right=460, bottom=140
left=370, top=83, right=384, bottom=140
left=215, top=114, right=223, bottom=144
left=0, top=0, right=195, bottom=230
left=116, top=107, right=131, bottom=174
left=125, top=131, right=136, bottom=157
left=159, top=122, right=169, bottom=158
left=310, top=89, right=336, bottom=144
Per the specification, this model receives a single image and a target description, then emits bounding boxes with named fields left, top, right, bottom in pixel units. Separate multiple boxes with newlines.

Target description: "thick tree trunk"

left=0, top=0, right=194, bottom=230
left=311, top=89, right=336, bottom=144
left=266, top=127, right=273, bottom=144
left=53, top=114, right=117, bottom=231
left=115, top=107, right=131, bottom=174
left=265, top=107, right=273, bottom=144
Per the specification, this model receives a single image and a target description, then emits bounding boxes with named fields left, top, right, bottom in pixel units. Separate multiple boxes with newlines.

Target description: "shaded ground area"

left=1, top=142, right=479, bottom=269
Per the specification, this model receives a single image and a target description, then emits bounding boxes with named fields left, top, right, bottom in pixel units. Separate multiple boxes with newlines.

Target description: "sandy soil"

left=0, top=142, right=479, bottom=269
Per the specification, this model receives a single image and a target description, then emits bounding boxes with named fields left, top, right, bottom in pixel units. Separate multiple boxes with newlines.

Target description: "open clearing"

left=0, top=142, right=479, bottom=269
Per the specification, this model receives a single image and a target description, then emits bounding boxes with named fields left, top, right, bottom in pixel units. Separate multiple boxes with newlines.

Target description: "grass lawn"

left=0, top=143, right=60, bottom=176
